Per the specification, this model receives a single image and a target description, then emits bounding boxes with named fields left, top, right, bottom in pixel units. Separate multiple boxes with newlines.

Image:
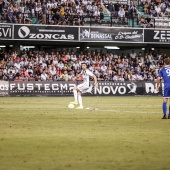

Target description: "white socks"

left=78, top=94, right=83, bottom=107
left=73, top=89, right=83, bottom=107
left=73, top=89, right=78, bottom=102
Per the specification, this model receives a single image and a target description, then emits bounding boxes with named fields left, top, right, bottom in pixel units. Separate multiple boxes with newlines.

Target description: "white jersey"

left=80, top=69, right=94, bottom=85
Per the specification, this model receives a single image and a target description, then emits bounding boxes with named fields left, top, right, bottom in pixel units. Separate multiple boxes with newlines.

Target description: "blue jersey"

left=158, top=65, right=170, bottom=89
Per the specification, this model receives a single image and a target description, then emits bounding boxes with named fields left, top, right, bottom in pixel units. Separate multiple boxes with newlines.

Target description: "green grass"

left=0, top=96, right=170, bottom=170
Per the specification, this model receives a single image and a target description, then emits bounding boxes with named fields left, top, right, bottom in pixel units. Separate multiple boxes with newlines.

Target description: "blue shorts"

left=163, top=88, right=170, bottom=98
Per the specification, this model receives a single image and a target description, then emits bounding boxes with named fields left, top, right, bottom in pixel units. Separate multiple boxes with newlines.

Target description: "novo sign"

left=93, top=82, right=138, bottom=95
left=14, top=25, right=78, bottom=41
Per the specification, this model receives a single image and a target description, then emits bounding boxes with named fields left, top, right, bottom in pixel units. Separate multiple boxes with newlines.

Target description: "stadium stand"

left=0, top=47, right=166, bottom=81
left=0, top=0, right=151, bottom=27
left=139, top=0, right=170, bottom=28
left=0, top=0, right=113, bottom=26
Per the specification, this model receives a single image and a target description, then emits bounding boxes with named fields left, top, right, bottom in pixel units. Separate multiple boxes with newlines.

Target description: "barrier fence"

left=0, top=81, right=163, bottom=97
left=0, top=12, right=150, bottom=28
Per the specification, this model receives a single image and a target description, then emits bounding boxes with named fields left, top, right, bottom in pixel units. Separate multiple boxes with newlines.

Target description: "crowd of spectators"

left=139, top=0, right=170, bottom=28
left=0, top=0, right=141, bottom=26
left=141, top=0, right=170, bottom=17
left=0, top=47, right=167, bottom=82
left=2, top=0, right=170, bottom=27
left=106, top=1, right=138, bottom=22
left=0, top=0, right=105, bottom=25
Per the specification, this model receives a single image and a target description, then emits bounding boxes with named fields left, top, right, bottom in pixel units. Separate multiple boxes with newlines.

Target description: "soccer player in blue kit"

left=156, top=58, right=170, bottom=119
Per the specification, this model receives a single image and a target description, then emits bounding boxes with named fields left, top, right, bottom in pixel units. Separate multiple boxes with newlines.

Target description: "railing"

left=0, top=12, right=158, bottom=28
left=0, top=12, right=132, bottom=27
left=137, top=17, right=156, bottom=29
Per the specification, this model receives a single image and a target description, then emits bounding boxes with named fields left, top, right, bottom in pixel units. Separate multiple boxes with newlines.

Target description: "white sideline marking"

left=85, top=107, right=99, bottom=111
left=101, top=106, right=161, bottom=108
left=66, top=106, right=161, bottom=113
left=97, top=109, right=160, bottom=114
left=97, top=104, right=162, bottom=107
left=84, top=107, right=161, bottom=113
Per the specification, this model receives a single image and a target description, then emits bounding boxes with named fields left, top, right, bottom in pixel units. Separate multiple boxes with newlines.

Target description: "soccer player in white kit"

left=70, top=62, right=98, bottom=109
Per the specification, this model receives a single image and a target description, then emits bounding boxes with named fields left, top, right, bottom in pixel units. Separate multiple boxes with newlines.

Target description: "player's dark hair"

left=81, top=62, right=87, bottom=65
left=81, top=62, right=89, bottom=68
left=164, top=58, right=170, bottom=65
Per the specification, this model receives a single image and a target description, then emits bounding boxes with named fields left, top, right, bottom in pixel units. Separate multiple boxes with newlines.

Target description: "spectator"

left=107, top=2, right=114, bottom=14
left=59, top=4, right=65, bottom=24
left=155, top=4, right=162, bottom=17
left=123, top=4, right=129, bottom=17
left=28, top=73, right=35, bottom=81
left=143, top=2, right=149, bottom=14
left=93, top=8, right=100, bottom=21
left=77, top=7, right=83, bottom=16
left=60, top=70, right=69, bottom=81
left=0, top=0, right=4, bottom=16
left=42, top=3, right=47, bottom=24
left=114, top=1, right=120, bottom=18
left=145, top=14, right=153, bottom=28
left=47, top=0, right=52, bottom=8
left=128, top=1, right=137, bottom=18
left=41, top=70, right=48, bottom=81
left=2, top=3, right=8, bottom=20
left=86, top=2, right=92, bottom=14
left=139, top=15, right=147, bottom=28
left=35, top=3, right=42, bottom=18
left=130, top=50, right=136, bottom=60
left=24, top=8, right=32, bottom=24
left=58, top=60, right=64, bottom=69
left=118, top=7, right=125, bottom=22
left=165, top=6, right=170, bottom=17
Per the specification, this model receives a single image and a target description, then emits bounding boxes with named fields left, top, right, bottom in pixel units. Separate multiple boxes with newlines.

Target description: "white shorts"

left=77, top=83, right=90, bottom=93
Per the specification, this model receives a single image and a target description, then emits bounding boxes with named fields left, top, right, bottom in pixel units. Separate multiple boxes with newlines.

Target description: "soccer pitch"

left=0, top=96, right=170, bottom=170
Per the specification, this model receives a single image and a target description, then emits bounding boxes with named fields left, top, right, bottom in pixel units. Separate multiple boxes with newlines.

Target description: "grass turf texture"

left=0, top=96, right=170, bottom=170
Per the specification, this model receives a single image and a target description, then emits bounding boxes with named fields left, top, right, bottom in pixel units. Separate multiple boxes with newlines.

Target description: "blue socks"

left=163, top=102, right=167, bottom=116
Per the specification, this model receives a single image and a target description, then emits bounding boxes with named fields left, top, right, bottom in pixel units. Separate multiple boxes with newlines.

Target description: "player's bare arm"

left=156, top=77, right=161, bottom=92
left=92, top=74, right=98, bottom=88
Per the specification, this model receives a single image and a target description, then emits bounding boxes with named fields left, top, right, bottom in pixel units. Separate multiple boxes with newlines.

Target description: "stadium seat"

left=32, top=18, right=37, bottom=24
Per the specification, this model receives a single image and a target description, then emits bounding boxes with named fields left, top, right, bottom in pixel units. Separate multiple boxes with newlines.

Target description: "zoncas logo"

left=18, top=26, right=30, bottom=38
left=17, top=26, right=75, bottom=40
